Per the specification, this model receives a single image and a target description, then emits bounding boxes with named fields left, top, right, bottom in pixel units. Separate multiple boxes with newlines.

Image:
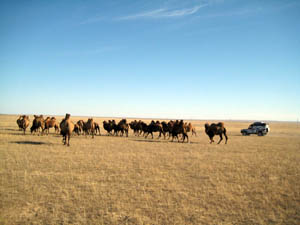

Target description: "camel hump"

left=217, top=122, right=224, bottom=128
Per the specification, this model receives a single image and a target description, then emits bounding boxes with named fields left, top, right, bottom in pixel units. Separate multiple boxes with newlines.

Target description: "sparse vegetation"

left=1, top=115, right=299, bottom=224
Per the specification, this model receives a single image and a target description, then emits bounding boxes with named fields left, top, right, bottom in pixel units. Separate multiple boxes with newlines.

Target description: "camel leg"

left=67, top=134, right=70, bottom=146
left=184, top=134, right=189, bottom=143
left=157, top=132, right=161, bottom=139
left=217, top=134, right=223, bottom=144
left=182, top=134, right=188, bottom=143
left=192, top=129, right=197, bottom=136
left=224, top=130, right=228, bottom=144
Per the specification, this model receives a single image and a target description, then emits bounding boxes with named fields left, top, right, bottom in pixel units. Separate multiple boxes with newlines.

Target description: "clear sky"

left=1, top=0, right=299, bottom=121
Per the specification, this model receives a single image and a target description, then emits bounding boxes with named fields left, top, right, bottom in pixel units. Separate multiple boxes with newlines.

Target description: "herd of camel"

left=16, top=114, right=228, bottom=146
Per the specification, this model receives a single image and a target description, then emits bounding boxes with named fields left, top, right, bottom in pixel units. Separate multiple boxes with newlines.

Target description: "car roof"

left=252, top=122, right=266, bottom=125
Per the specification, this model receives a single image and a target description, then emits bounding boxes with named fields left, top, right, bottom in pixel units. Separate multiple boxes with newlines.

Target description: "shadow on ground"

left=131, top=139, right=201, bottom=144
left=10, top=141, right=49, bottom=145
left=0, top=128, right=18, bottom=131
left=131, top=139, right=164, bottom=143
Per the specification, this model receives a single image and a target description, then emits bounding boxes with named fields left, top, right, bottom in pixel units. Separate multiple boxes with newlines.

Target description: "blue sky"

left=0, top=0, right=299, bottom=121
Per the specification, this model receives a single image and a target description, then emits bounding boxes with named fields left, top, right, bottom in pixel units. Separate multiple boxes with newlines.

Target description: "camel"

left=18, top=115, right=30, bottom=134
left=31, top=115, right=45, bottom=135
left=73, top=124, right=80, bottom=135
left=94, top=122, right=101, bottom=136
left=76, top=120, right=84, bottom=135
left=184, top=122, right=197, bottom=136
left=84, top=118, right=95, bottom=138
left=17, top=115, right=25, bottom=130
left=171, top=120, right=189, bottom=143
left=161, top=121, right=170, bottom=139
left=129, top=120, right=139, bottom=136
left=115, top=119, right=129, bottom=137
left=60, top=113, right=75, bottom=146
left=204, top=122, right=228, bottom=144
left=44, top=117, right=59, bottom=135
left=103, top=120, right=114, bottom=135
left=144, top=120, right=165, bottom=139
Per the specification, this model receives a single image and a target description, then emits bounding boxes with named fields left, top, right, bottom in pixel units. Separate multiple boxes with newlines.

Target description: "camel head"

left=65, top=114, right=71, bottom=119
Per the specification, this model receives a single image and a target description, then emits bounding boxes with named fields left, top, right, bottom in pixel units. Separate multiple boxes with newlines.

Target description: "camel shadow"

left=11, top=141, right=48, bottom=145
left=131, top=139, right=165, bottom=143
left=1, top=128, right=18, bottom=131
left=7, top=132, right=28, bottom=136
left=131, top=139, right=200, bottom=144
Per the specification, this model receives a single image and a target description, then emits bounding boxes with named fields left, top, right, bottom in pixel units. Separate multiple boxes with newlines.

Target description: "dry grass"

left=0, top=115, right=299, bottom=224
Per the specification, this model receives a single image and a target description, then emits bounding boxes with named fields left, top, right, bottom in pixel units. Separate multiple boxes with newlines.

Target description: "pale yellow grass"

left=0, top=115, right=299, bottom=224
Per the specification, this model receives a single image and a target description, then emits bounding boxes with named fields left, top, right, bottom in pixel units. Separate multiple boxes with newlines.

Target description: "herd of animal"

left=16, top=114, right=228, bottom=146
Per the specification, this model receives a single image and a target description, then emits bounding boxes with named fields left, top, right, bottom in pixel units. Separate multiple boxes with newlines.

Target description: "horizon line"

left=1, top=113, right=298, bottom=123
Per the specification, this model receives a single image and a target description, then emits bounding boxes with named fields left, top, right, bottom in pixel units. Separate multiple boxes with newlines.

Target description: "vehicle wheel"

left=258, top=131, right=263, bottom=136
left=242, top=132, right=247, bottom=136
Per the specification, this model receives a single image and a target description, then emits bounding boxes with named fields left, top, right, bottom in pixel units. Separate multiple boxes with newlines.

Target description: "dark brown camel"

left=204, top=122, right=228, bottom=144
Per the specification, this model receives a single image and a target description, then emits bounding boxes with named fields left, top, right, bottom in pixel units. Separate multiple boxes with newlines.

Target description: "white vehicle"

left=241, top=122, right=270, bottom=136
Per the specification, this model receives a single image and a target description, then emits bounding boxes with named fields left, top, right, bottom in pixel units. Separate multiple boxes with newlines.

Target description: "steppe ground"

left=0, top=115, right=299, bottom=225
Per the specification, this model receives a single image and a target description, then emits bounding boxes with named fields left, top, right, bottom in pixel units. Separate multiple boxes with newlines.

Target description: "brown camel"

left=76, top=120, right=84, bottom=135
left=84, top=118, right=95, bottom=138
left=184, top=122, right=197, bottom=136
left=60, top=113, right=75, bottom=146
left=44, top=117, right=59, bottom=134
left=18, top=115, right=30, bottom=135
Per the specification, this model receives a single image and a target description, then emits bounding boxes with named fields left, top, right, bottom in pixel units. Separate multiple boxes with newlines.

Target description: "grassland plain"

left=0, top=115, right=299, bottom=225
